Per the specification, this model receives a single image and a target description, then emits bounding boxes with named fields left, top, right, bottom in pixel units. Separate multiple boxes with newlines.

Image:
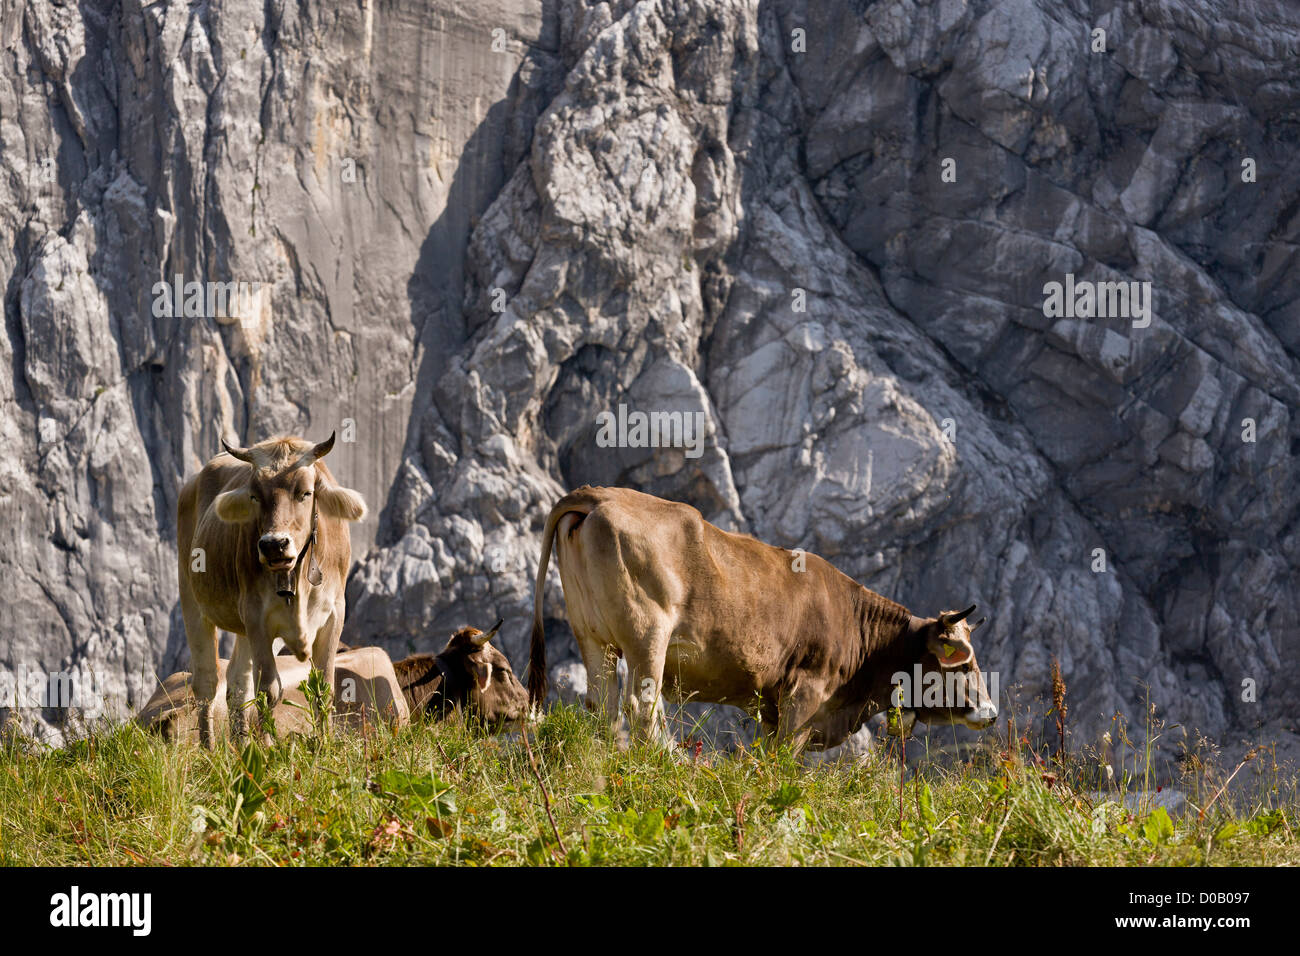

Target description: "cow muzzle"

left=259, top=533, right=297, bottom=572
left=962, top=700, right=998, bottom=729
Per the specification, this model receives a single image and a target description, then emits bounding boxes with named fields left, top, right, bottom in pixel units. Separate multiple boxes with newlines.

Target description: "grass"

left=1, top=702, right=1296, bottom=866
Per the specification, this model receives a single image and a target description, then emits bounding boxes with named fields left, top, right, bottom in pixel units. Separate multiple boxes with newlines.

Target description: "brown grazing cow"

left=390, top=621, right=529, bottom=728
left=177, top=433, right=366, bottom=746
left=528, top=486, right=997, bottom=751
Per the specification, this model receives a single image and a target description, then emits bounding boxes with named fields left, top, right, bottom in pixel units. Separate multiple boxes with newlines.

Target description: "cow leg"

left=227, top=634, right=256, bottom=741
left=252, top=640, right=284, bottom=705
left=181, top=601, right=219, bottom=749
left=754, top=696, right=782, bottom=751
left=577, top=638, right=621, bottom=739
left=622, top=635, right=673, bottom=749
left=310, top=609, right=343, bottom=735
left=772, top=682, right=822, bottom=754
left=250, top=639, right=284, bottom=745
left=575, top=639, right=618, bottom=734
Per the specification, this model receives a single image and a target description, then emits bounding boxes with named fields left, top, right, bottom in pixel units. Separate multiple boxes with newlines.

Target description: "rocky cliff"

left=2, top=0, right=1296, bottom=766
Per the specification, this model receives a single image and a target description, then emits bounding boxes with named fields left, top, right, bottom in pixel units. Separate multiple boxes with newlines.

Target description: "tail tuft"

left=527, top=616, right=548, bottom=704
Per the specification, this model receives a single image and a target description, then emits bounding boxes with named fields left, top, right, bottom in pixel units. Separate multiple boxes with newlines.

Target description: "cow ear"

left=317, top=483, right=367, bottom=521
left=470, top=659, right=492, bottom=691
left=927, top=629, right=974, bottom=668
left=214, top=489, right=255, bottom=523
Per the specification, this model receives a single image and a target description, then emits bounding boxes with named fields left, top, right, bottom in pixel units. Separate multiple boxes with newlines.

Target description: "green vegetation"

left=1, top=703, right=1294, bottom=866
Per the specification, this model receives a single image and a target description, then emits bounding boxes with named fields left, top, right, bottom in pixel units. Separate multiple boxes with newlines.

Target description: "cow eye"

left=297, top=491, right=311, bottom=501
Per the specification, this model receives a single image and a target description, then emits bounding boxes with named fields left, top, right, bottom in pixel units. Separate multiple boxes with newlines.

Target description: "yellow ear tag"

left=943, top=643, right=956, bottom=658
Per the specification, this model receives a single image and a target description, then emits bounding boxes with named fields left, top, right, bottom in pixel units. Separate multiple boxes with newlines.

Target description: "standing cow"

left=528, top=486, right=997, bottom=751
left=177, top=433, right=366, bottom=747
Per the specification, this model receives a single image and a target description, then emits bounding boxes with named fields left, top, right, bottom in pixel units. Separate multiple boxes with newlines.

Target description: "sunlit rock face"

left=3, top=1, right=1296, bottom=769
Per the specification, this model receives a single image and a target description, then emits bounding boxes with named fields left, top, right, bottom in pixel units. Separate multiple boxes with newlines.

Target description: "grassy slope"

left=1, top=705, right=1295, bottom=866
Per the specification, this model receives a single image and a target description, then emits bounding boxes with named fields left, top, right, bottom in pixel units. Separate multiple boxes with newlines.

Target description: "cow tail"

left=528, top=489, right=597, bottom=705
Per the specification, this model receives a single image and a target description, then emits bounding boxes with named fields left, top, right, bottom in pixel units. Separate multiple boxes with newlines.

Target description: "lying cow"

left=528, top=486, right=997, bottom=751
left=390, top=621, right=528, bottom=728
left=177, top=432, right=367, bottom=747
left=136, top=646, right=409, bottom=742
left=138, top=625, right=528, bottom=741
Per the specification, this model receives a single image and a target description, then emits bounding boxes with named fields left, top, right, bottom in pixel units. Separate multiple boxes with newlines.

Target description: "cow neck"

left=855, top=588, right=916, bottom=670
left=831, top=590, right=916, bottom=718
left=415, top=656, right=454, bottom=715
left=431, top=654, right=452, bottom=690
left=274, top=498, right=322, bottom=605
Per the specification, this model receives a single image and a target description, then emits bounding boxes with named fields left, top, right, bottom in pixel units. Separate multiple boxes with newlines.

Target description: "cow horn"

left=221, top=439, right=256, bottom=464
left=304, top=431, right=336, bottom=465
left=970, top=616, right=987, bottom=632
left=939, top=604, right=978, bottom=627
left=471, top=619, right=504, bottom=647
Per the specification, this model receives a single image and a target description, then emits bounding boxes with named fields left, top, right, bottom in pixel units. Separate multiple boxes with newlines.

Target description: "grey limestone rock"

left=1, top=1, right=1294, bottom=769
